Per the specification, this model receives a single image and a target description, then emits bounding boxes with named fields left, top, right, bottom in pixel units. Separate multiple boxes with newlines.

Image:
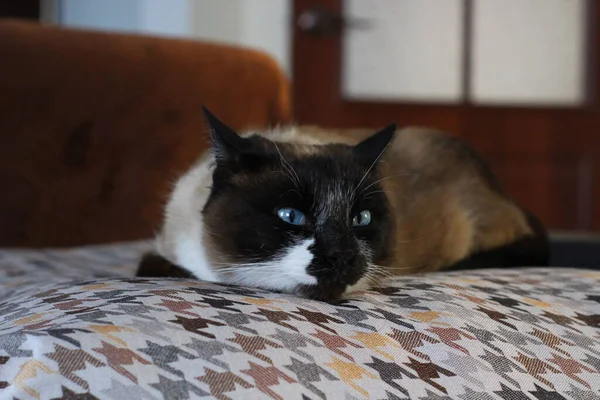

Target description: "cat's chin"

left=296, top=273, right=376, bottom=301
left=294, top=283, right=354, bottom=302
left=343, top=275, right=374, bottom=296
left=137, top=253, right=373, bottom=302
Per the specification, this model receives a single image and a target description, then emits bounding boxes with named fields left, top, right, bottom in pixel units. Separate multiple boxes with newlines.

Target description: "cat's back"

left=286, top=125, right=499, bottom=185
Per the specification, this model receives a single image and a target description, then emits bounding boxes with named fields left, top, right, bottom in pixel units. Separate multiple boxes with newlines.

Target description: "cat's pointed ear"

left=202, top=106, right=248, bottom=163
left=354, top=123, right=397, bottom=164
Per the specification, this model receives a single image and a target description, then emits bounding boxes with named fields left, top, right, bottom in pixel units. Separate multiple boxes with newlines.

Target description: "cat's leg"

left=136, top=252, right=194, bottom=278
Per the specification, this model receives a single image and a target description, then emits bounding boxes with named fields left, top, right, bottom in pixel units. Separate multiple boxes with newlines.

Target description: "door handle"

left=297, top=6, right=373, bottom=36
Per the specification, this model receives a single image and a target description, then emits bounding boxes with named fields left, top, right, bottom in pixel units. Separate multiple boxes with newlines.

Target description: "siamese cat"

left=137, top=107, right=549, bottom=301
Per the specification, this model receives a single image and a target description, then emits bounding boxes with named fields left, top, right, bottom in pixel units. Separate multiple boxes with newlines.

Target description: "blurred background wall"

left=45, top=0, right=292, bottom=76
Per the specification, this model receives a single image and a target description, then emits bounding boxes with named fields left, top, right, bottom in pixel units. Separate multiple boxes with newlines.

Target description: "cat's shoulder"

left=387, top=126, right=500, bottom=187
left=392, top=126, right=474, bottom=157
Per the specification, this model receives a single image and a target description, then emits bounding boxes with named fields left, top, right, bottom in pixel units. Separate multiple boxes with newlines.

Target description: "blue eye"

left=277, top=207, right=306, bottom=225
left=352, top=210, right=371, bottom=226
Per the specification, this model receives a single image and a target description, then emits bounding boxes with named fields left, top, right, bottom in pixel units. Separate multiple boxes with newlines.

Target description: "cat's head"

left=201, top=107, right=396, bottom=301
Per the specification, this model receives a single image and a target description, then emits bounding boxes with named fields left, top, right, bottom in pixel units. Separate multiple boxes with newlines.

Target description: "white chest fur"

left=155, top=154, right=220, bottom=282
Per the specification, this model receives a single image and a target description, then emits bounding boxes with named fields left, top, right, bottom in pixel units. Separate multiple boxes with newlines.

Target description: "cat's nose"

left=325, top=249, right=357, bottom=267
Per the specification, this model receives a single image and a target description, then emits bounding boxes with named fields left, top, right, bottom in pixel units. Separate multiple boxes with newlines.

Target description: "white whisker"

left=359, top=173, right=416, bottom=195
left=273, top=141, right=301, bottom=190
left=352, top=141, right=394, bottom=201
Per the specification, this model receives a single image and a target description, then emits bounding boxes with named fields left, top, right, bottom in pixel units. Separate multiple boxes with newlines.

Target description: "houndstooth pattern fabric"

left=0, top=243, right=599, bottom=399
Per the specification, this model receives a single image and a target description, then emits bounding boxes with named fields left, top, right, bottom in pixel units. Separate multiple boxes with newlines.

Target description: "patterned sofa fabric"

left=0, top=243, right=599, bottom=400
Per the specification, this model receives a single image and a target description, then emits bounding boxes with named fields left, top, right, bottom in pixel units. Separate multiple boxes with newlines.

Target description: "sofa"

left=1, top=21, right=599, bottom=400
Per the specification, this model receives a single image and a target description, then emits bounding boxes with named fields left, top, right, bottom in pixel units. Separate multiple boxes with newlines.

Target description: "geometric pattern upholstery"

left=1, top=242, right=599, bottom=399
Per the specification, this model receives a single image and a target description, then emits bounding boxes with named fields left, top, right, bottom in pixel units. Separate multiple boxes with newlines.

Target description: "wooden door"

left=292, top=0, right=600, bottom=232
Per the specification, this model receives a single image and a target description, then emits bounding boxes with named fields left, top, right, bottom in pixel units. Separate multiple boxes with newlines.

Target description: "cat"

left=136, top=107, right=549, bottom=301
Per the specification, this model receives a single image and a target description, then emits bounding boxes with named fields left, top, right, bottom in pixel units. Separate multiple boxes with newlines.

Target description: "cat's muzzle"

left=301, top=255, right=367, bottom=301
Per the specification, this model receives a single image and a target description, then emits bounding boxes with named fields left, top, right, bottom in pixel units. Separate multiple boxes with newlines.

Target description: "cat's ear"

left=202, top=106, right=249, bottom=163
left=354, top=123, right=397, bottom=164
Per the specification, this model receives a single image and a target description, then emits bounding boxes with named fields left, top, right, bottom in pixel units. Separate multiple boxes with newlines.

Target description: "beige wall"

left=190, top=0, right=291, bottom=75
left=53, top=0, right=292, bottom=76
